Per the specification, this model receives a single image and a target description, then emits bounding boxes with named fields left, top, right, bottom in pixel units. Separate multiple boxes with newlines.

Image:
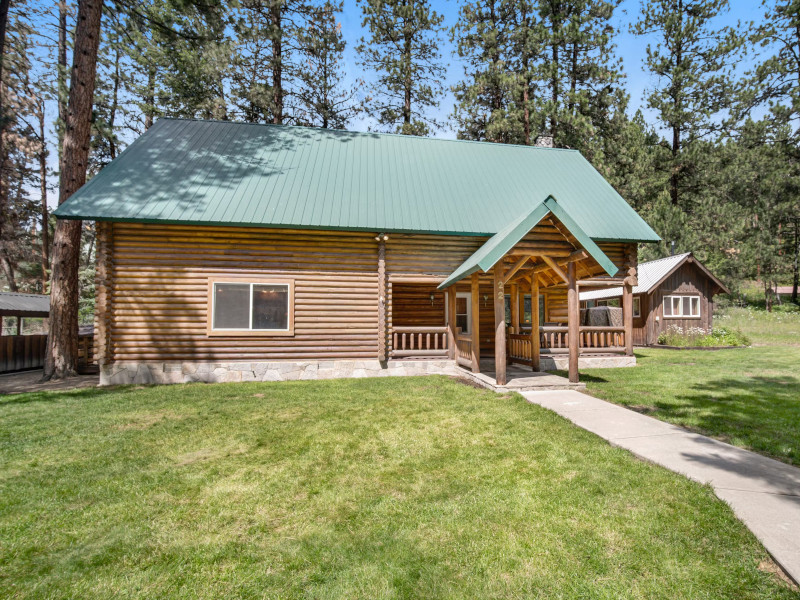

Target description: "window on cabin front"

left=663, top=295, right=700, bottom=318
left=209, top=279, right=293, bottom=335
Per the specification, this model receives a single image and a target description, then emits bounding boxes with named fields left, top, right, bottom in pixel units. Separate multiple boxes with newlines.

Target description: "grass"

left=577, top=306, right=800, bottom=466
left=1, top=377, right=796, bottom=598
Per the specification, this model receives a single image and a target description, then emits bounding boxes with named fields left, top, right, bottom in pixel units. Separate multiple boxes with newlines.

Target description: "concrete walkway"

left=522, top=390, right=800, bottom=585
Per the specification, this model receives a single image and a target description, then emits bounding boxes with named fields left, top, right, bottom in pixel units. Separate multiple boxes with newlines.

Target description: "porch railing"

left=455, top=330, right=473, bottom=368
left=509, top=326, right=626, bottom=366
left=390, top=326, right=449, bottom=358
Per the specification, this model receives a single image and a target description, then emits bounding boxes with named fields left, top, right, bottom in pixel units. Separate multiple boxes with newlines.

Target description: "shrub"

left=657, top=325, right=750, bottom=347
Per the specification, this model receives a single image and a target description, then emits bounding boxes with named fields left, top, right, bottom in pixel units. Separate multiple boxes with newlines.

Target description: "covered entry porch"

left=387, top=197, right=638, bottom=385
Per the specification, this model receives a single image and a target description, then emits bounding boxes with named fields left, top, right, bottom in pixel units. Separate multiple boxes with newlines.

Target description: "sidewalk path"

left=522, top=390, right=800, bottom=585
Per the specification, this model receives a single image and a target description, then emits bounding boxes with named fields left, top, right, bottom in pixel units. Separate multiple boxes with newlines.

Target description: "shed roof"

left=0, top=292, right=50, bottom=317
left=580, top=253, right=729, bottom=301
left=54, top=118, right=660, bottom=242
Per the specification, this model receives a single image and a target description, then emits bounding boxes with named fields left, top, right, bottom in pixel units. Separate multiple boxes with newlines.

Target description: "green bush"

left=657, top=325, right=750, bottom=347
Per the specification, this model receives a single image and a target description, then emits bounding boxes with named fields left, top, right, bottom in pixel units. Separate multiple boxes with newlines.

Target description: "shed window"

left=663, top=295, right=700, bottom=318
left=633, top=297, right=641, bottom=318
left=209, top=279, right=294, bottom=335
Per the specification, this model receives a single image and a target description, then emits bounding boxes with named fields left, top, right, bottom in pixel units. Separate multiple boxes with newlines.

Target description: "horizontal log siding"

left=106, top=224, right=379, bottom=362
left=386, top=233, right=486, bottom=276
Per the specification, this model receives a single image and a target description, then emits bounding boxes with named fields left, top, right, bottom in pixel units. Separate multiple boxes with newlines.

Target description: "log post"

left=377, top=236, right=387, bottom=361
left=531, top=275, right=540, bottom=372
left=623, top=281, right=634, bottom=356
left=509, top=283, right=519, bottom=334
left=567, top=262, right=579, bottom=383
left=447, top=287, right=457, bottom=360
left=471, top=272, right=480, bottom=373
left=493, top=265, right=507, bottom=385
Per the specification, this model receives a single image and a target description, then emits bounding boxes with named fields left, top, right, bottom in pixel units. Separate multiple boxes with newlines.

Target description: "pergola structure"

left=439, top=197, right=638, bottom=385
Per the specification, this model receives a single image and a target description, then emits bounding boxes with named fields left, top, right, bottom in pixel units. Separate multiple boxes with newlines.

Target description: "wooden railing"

left=0, top=333, right=95, bottom=374
left=579, top=326, right=625, bottom=352
left=508, top=333, right=533, bottom=366
left=509, top=326, right=626, bottom=366
left=455, top=330, right=473, bottom=367
left=390, top=326, right=449, bottom=358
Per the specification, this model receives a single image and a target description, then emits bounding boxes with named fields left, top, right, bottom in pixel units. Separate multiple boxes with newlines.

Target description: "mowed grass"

left=577, top=307, right=800, bottom=466
left=0, top=377, right=795, bottom=599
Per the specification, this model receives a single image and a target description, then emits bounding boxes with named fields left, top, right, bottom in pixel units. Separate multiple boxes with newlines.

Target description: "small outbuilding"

left=580, top=252, right=729, bottom=346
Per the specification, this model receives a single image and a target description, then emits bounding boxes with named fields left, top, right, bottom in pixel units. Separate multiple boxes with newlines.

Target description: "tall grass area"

left=717, top=305, right=800, bottom=346
left=1, top=378, right=796, bottom=598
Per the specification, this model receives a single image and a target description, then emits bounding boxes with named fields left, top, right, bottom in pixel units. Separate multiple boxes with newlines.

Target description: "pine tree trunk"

left=0, top=0, right=11, bottom=293
left=58, top=0, right=68, bottom=155
left=44, top=0, right=104, bottom=380
left=792, top=218, right=799, bottom=305
left=144, top=66, right=155, bottom=130
left=39, top=103, right=50, bottom=292
left=271, top=4, right=283, bottom=124
left=670, top=0, right=683, bottom=207
left=403, top=30, right=412, bottom=130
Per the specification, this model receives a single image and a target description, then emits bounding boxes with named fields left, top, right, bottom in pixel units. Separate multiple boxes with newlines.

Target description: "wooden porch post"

left=470, top=273, right=480, bottom=372
left=509, top=283, right=519, bottom=334
left=623, top=282, right=633, bottom=356
left=447, top=288, right=457, bottom=360
left=493, top=265, right=507, bottom=385
left=567, top=262, right=579, bottom=383
left=531, top=275, right=540, bottom=372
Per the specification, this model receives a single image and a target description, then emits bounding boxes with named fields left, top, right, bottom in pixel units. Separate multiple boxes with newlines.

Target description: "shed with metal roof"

left=579, top=253, right=729, bottom=346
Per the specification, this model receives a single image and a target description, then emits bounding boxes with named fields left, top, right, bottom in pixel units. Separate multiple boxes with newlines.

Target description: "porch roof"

left=438, top=196, right=618, bottom=289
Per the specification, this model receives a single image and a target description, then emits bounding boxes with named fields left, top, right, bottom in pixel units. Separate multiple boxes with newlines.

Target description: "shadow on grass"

left=0, top=385, right=142, bottom=407
left=658, top=375, right=800, bottom=465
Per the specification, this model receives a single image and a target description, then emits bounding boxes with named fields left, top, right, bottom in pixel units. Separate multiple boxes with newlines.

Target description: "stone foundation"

left=541, top=355, right=636, bottom=370
left=100, top=359, right=462, bottom=386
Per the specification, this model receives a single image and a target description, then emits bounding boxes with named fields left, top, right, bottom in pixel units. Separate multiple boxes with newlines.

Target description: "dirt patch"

left=451, top=376, right=487, bottom=390
left=116, top=410, right=184, bottom=431
left=759, top=558, right=798, bottom=590
left=627, top=404, right=657, bottom=415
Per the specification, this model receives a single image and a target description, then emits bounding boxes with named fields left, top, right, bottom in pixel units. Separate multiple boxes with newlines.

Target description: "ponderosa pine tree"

left=357, top=0, right=445, bottom=135
left=451, top=0, right=520, bottom=143
left=295, top=0, right=360, bottom=128
left=44, top=0, right=104, bottom=380
left=740, top=0, right=800, bottom=302
left=632, top=0, right=743, bottom=209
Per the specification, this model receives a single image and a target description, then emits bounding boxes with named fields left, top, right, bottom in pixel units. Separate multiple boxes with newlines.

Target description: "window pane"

left=504, top=295, right=511, bottom=325
left=682, top=296, right=691, bottom=316
left=673, top=297, right=681, bottom=315
left=633, top=297, right=640, bottom=317
left=456, top=297, right=467, bottom=314
left=214, top=283, right=250, bottom=329
left=523, top=296, right=532, bottom=324
left=252, top=284, right=289, bottom=330
left=663, top=297, right=672, bottom=316
left=456, top=315, right=468, bottom=332
left=539, top=297, right=545, bottom=324
left=691, top=297, right=700, bottom=316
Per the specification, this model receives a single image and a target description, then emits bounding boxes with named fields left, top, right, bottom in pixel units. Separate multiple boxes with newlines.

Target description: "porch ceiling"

left=438, top=196, right=619, bottom=289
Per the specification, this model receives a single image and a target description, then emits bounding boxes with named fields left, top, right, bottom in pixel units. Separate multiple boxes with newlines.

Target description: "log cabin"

left=580, top=252, right=729, bottom=346
left=53, top=118, right=660, bottom=386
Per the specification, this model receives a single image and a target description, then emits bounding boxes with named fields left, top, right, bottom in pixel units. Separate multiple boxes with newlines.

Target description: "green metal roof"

left=438, top=196, right=617, bottom=289
left=54, top=118, right=661, bottom=241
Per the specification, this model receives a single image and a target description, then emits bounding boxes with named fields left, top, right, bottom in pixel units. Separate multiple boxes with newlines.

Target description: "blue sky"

left=339, top=0, right=769, bottom=138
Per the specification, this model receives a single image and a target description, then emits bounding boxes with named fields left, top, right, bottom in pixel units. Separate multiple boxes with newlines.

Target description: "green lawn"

left=0, top=377, right=795, bottom=598
left=577, top=307, right=800, bottom=467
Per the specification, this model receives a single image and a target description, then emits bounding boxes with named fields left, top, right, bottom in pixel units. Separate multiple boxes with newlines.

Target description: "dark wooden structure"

left=580, top=253, right=729, bottom=346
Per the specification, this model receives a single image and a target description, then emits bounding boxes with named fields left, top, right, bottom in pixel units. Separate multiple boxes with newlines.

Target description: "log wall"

left=96, top=225, right=638, bottom=364
left=98, top=223, right=381, bottom=363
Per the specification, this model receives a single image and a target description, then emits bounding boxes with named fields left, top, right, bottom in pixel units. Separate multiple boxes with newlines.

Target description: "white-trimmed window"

left=208, top=278, right=294, bottom=336
left=663, top=295, right=700, bottom=318
left=455, top=292, right=471, bottom=333
left=633, top=297, right=641, bottom=318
